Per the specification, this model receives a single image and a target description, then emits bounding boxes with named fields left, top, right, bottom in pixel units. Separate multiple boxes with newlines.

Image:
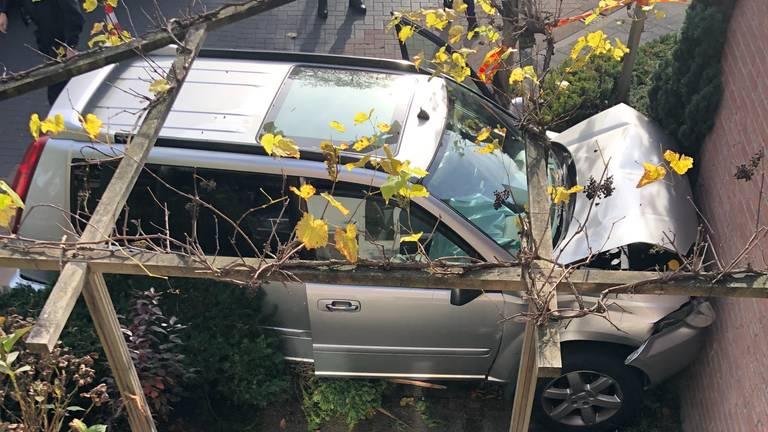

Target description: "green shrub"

left=0, top=276, right=289, bottom=427
left=0, top=286, right=102, bottom=356
left=109, top=277, right=288, bottom=415
left=539, top=52, right=622, bottom=132
left=629, top=33, right=679, bottom=115
left=301, top=378, right=389, bottom=431
left=648, top=0, right=734, bottom=155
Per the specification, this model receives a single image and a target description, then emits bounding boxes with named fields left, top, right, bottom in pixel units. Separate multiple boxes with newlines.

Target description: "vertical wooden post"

left=509, top=133, right=562, bottom=431
left=614, top=3, right=647, bottom=103
left=83, top=271, right=156, bottom=431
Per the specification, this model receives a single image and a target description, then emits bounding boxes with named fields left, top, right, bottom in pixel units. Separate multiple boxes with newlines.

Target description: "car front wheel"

left=534, top=343, right=644, bottom=432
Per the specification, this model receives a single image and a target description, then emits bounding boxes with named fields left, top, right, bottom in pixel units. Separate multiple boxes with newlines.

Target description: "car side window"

left=302, top=179, right=479, bottom=262
left=71, top=162, right=296, bottom=257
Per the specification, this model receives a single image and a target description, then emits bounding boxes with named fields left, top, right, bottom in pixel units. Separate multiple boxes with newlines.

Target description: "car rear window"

left=259, top=66, right=416, bottom=154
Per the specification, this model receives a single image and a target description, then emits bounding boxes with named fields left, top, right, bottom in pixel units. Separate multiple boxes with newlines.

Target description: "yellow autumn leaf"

left=453, top=0, right=468, bottom=12
left=398, top=184, right=430, bottom=199
left=79, top=113, right=103, bottom=140
left=29, top=114, right=41, bottom=140
left=296, top=212, right=328, bottom=249
left=586, top=30, right=607, bottom=48
left=260, top=133, right=279, bottom=154
left=475, top=143, right=498, bottom=154
left=149, top=78, right=171, bottom=95
left=663, top=150, right=694, bottom=175
left=334, top=224, right=359, bottom=262
left=636, top=162, right=667, bottom=188
left=272, top=136, right=300, bottom=158
left=83, top=0, right=98, bottom=12
left=40, top=114, right=65, bottom=135
left=583, top=11, right=600, bottom=25
left=655, top=9, right=667, bottom=19
left=509, top=67, right=524, bottom=83
left=88, top=34, right=109, bottom=48
left=570, top=36, right=587, bottom=60
left=425, top=11, right=438, bottom=28
left=260, top=133, right=299, bottom=158
left=448, top=25, right=464, bottom=45
left=106, top=0, right=118, bottom=7
left=353, top=136, right=372, bottom=152
left=329, top=121, right=346, bottom=133
left=0, top=181, right=24, bottom=229
left=321, top=192, right=349, bottom=216
left=434, top=47, right=449, bottom=63
left=0, top=181, right=23, bottom=209
left=400, top=162, right=428, bottom=178
left=476, top=127, right=491, bottom=142
left=0, top=195, right=17, bottom=229
left=400, top=232, right=423, bottom=242
left=376, top=122, right=391, bottom=133
left=344, top=154, right=372, bottom=171
left=90, top=22, right=104, bottom=35
left=476, top=0, right=496, bottom=15
left=290, top=184, right=316, bottom=200
left=354, top=110, right=373, bottom=125
left=548, top=185, right=583, bottom=204
left=398, top=25, right=415, bottom=43
left=413, top=52, right=424, bottom=70
left=522, top=65, right=538, bottom=82
left=612, top=38, right=629, bottom=60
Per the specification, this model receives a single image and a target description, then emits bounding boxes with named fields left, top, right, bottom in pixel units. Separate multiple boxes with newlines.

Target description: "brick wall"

left=681, top=0, right=768, bottom=430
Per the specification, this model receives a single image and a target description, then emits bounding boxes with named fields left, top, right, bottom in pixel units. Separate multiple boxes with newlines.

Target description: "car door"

left=302, top=179, right=507, bottom=378
left=393, top=16, right=498, bottom=103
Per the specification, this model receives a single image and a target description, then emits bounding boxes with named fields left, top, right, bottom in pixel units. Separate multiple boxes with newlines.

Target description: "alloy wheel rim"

left=541, top=370, right=624, bottom=426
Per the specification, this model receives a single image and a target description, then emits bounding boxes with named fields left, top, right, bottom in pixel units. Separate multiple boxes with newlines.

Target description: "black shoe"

left=349, top=0, right=366, bottom=14
left=317, top=0, right=328, bottom=18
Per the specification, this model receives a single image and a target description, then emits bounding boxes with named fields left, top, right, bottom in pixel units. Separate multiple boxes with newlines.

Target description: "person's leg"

left=317, top=0, right=327, bottom=18
left=465, top=0, right=477, bottom=31
left=38, top=42, right=67, bottom=105
left=47, top=81, right=68, bottom=105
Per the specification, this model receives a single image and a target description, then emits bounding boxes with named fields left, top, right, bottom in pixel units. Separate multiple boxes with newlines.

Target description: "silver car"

left=3, top=41, right=713, bottom=431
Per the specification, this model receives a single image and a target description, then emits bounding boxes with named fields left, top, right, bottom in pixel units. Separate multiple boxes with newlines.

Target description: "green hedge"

left=648, top=0, right=734, bottom=155
left=629, top=33, right=679, bottom=116
left=539, top=33, right=683, bottom=133
left=0, top=277, right=288, bottom=428
left=539, top=52, right=622, bottom=132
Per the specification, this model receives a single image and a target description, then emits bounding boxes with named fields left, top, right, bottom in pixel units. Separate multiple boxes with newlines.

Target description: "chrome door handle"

left=319, top=299, right=361, bottom=312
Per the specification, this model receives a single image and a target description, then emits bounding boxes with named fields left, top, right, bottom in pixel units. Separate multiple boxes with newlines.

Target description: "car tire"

left=533, top=343, right=644, bottom=432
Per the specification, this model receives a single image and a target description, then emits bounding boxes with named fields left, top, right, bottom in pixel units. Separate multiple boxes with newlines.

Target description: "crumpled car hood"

left=552, top=104, right=698, bottom=265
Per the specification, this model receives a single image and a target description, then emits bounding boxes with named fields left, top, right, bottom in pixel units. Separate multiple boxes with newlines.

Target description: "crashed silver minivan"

left=3, top=45, right=713, bottom=431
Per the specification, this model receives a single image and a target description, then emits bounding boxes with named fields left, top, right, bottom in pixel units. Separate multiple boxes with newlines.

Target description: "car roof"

left=51, top=49, right=422, bottom=150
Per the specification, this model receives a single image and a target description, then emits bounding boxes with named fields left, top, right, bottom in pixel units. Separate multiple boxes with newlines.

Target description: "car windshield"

left=260, top=66, right=416, bottom=153
left=425, top=82, right=528, bottom=255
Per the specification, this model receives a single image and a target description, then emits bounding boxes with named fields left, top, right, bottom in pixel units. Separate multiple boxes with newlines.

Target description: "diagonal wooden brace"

left=26, top=24, right=209, bottom=354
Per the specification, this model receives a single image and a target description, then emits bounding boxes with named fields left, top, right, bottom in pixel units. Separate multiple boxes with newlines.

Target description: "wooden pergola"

left=1, top=2, right=766, bottom=430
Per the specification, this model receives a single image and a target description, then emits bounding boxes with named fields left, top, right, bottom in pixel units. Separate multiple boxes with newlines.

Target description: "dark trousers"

left=39, top=40, right=71, bottom=105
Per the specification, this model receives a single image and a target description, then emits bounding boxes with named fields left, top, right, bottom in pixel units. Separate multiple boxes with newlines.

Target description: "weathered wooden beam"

left=26, top=24, right=209, bottom=354
left=0, top=0, right=293, bottom=101
left=509, top=129, right=560, bottom=431
left=83, top=271, right=155, bottom=431
left=3, top=244, right=768, bottom=297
